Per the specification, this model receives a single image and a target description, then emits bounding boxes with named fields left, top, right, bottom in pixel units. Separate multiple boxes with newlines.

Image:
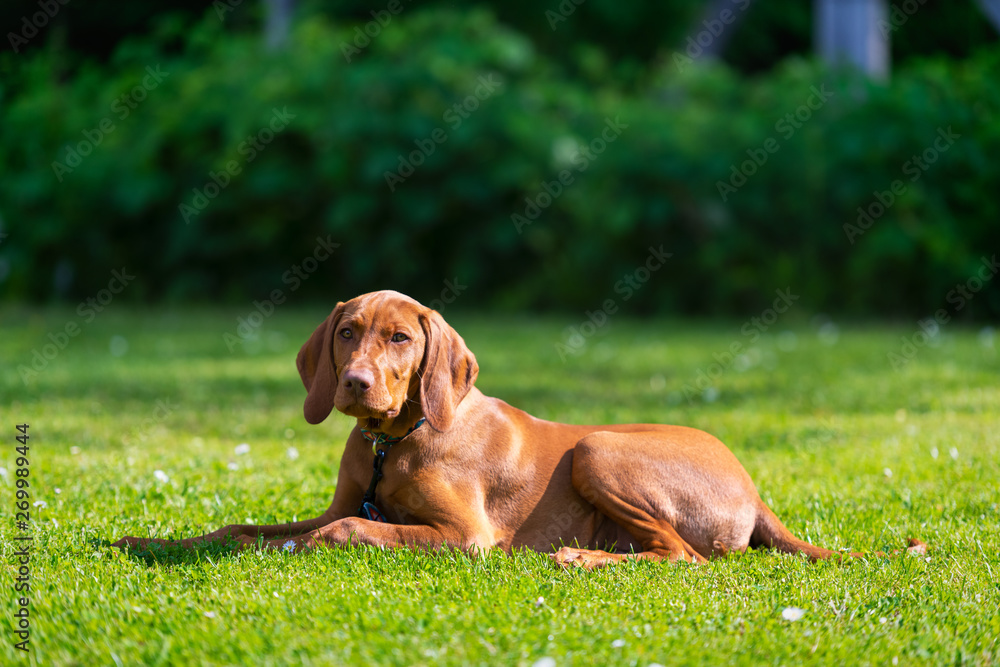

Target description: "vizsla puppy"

left=114, top=290, right=924, bottom=566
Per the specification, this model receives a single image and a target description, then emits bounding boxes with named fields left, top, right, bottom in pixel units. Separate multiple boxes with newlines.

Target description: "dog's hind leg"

left=551, top=429, right=759, bottom=569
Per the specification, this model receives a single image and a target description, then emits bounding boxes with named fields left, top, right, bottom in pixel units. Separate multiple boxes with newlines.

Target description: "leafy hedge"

left=1, top=9, right=999, bottom=318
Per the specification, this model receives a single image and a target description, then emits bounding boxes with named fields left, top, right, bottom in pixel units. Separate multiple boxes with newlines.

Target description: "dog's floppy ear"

left=297, top=303, right=345, bottom=425
left=419, top=309, right=479, bottom=432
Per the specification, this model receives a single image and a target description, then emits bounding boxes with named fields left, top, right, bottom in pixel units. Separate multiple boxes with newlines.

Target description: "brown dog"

left=114, top=290, right=924, bottom=566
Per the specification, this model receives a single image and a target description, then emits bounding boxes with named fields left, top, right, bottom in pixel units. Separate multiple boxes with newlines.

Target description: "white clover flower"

left=235, top=443, right=251, bottom=455
left=153, top=470, right=169, bottom=483
left=781, top=607, right=806, bottom=621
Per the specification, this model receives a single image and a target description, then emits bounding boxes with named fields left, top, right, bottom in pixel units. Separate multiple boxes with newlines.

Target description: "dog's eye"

left=339, top=328, right=353, bottom=339
left=391, top=333, right=409, bottom=343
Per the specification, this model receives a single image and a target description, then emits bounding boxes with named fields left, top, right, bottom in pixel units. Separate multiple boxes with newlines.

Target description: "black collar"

left=359, top=417, right=427, bottom=454
left=357, top=418, right=426, bottom=520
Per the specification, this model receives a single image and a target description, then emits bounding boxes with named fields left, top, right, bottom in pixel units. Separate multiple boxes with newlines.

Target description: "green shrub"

left=1, top=8, right=998, bottom=318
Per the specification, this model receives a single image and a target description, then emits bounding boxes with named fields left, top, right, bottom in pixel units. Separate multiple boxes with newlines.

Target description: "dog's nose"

left=342, top=368, right=374, bottom=396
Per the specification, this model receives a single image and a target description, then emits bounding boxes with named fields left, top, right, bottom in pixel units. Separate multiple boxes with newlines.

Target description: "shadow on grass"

left=94, top=537, right=246, bottom=567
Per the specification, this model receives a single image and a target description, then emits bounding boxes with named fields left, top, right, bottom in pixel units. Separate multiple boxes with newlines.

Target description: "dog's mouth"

left=355, top=408, right=400, bottom=432
left=362, top=412, right=407, bottom=434
left=365, top=406, right=399, bottom=420
left=337, top=399, right=400, bottom=421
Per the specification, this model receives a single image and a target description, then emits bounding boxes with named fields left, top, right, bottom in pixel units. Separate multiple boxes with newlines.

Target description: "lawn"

left=1, top=306, right=998, bottom=666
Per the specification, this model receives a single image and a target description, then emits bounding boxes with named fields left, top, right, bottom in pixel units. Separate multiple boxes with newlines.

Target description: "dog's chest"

left=357, top=449, right=439, bottom=524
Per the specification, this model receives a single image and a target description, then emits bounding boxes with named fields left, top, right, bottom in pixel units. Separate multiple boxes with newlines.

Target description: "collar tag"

left=360, top=417, right=427, bottom=455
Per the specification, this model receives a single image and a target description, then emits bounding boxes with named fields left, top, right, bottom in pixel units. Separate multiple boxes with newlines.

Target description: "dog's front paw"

left=111, top=536, right=166, bottom=550
left=906, top=538, right=928, bottom=555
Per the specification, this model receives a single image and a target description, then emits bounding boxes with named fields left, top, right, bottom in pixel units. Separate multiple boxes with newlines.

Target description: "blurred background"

left=1, top=0, right=998, bottom=319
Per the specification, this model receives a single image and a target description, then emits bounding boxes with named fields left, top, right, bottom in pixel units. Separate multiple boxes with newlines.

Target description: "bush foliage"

left=2, top=9, right=998, bottom=317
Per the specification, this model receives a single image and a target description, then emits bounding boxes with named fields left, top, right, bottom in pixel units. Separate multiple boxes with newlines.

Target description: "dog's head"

left=297, top=290, right=478, bottom=435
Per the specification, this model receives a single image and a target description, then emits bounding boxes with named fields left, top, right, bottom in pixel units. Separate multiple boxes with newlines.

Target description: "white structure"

left=814, top=0, right=890, bottom=79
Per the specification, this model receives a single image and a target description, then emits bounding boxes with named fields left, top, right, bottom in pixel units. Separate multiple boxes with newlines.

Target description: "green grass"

left=1, top=306, right=999, bottom=666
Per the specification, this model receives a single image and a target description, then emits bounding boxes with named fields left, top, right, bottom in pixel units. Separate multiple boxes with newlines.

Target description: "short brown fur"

left=115, top=290, right=926, bottom=567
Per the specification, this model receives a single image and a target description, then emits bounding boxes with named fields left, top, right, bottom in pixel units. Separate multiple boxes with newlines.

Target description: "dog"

left=114, top=290, right=925, bottom=566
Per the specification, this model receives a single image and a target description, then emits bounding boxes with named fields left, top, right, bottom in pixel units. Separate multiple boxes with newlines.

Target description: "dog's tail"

left=749, top=498, right=926, bottom=561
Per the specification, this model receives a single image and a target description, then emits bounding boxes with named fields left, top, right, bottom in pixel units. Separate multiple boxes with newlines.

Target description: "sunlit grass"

left=1, top=306, right=998, bottom=665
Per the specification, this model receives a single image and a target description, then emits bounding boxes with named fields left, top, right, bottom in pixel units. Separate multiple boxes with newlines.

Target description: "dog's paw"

left=550, top=546, right=618, bottom=570
left=550, top=546, right=583, bottom=568
left=112, top=536, right=151, bottom=549
left=905, top=538, right=928, bottom=556
left=111, top=536, right=173, bottom=550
